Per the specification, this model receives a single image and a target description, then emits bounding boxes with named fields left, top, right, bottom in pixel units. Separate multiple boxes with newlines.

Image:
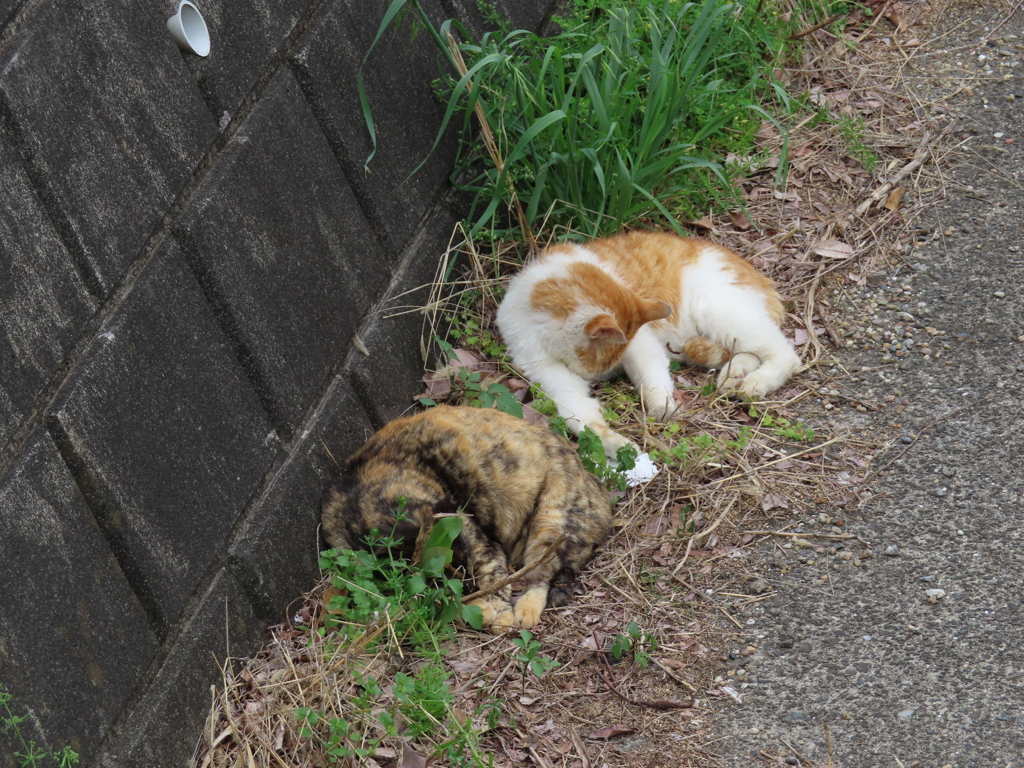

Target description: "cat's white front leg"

left=530, top=361, right=634, bottom=459
left=620, top=326, right=677, bottom=422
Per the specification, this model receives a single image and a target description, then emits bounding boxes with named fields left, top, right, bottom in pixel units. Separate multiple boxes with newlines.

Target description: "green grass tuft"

left=361, top=0, right=797, bottom=240
left=450, top=0, right=794, bottom=237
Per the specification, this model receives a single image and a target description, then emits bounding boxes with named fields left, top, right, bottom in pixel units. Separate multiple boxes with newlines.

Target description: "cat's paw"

left=470, top=598, right=515, bottom=631
left=513, top=589, right=548, bottom=629
left=488, top=608, right=517, bottom=633
left=593, top=427, right=638, bottom=462
left=715, top=353, right=762, bottom=394
left=641, top=390, right=676, bottom=422
left=737, top=369, right=777, bottom=399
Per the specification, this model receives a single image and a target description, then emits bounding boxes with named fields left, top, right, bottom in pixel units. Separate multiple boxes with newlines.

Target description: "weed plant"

left=421, top=335, right=522, bottom=417
left=747, top=404, right=816, bottom=442
left=0, top=686, right=79, bottom=768
left=511, top=630, right=561, bottom=691
left=836, top=113, right=880, bottom=172
left=297, top=510, right=570, bottom=765
left=299, top=516, right=495, bottom=763
left=610, top=621, right=658, bottom=667
left=318, top=516, right=485, bottom=642
left=788, top=0, right=854, bottom=31
left=575, top=426, right=638, bottom=491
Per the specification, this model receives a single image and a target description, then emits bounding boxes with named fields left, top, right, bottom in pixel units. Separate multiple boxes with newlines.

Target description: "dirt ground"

left=712, top=2, right=1024, bottom=766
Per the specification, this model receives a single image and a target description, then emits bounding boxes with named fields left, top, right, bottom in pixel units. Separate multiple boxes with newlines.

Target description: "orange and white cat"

left=496, top=231, right=802, bottom=456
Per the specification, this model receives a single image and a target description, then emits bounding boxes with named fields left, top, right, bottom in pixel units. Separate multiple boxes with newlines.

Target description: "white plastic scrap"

left=721, top=685, right=743, bottom=704
left=625, top=452, right=660, bottom=486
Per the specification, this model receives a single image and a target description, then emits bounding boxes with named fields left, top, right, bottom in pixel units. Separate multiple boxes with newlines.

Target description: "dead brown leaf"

left=728, top=210, right=752, bottom=230
left=643, top=512, right=672, bottom=536
left=761, top=493, right=790, bottom=512
left=505, top=377, right=530, bottom=394
left=400, top=743, right=426, bottom=768
left=421, top=371, right=452, bottom=399
left=813, top=239, right=855, bottom=259
left=884, top=186, right=905, bottom=211
left=521, top=404, right=547, bottom=424
left=587, top=725, right=634, bottom=740
left=790, top=141, right=815, bottom=157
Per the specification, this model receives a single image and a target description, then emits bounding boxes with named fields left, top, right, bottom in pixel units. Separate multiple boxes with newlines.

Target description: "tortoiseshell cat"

left=496, top=231, right=802, bottom=457
left=321, top=405, right=612, bottom=630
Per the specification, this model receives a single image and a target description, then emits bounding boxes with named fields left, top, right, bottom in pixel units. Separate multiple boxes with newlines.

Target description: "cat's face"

left=576, top=293, right=671, bottom=374
left=529, top=259, right=671, bottom=375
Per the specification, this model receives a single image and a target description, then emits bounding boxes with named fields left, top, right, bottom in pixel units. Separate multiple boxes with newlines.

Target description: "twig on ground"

left=461, top=535, right=565, bottom=604
left=718, top=606, right=745, bottom=631
left=745, top=530, right=858, bottom=542
left=651, top=658, right=698, bottom=692
left=856, top=127, right=952, bottom=214
left=594, top=636, right=694, bottom=710
left=672, top=495, right=737, bottom=575
left=528, top=746, right=553, bottom=768
left=487, top=657, right=518, bottom=698
left=570, top=729, right=592, bottom=768
left=981, top=0, right=1024, bottom=41
left=704, top=436, right=845, bottom=488
left=789, top=12, right=846, bottom=40
left=781, top=737, right=812, bottom=766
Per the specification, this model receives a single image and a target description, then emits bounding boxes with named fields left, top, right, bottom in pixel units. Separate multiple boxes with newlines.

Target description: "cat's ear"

left=585, top=314, right=628, bottom=344
left=640, top=299, right=673, bottom=324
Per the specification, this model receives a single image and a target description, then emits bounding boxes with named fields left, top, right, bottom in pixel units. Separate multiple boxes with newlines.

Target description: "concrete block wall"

left=0, top=1, right=556, bottom=765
